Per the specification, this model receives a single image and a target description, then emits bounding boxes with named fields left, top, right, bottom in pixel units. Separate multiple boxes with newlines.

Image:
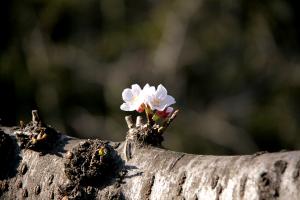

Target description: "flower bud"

left=156, top=107, right=174, bottom=118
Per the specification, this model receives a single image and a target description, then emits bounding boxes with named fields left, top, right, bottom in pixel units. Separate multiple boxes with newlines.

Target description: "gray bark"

left=0, top=126, right=300, bottom=200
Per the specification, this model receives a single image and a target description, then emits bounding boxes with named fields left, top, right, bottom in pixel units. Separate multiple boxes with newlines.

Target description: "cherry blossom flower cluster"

left=120, top=84, right=176, bottom=119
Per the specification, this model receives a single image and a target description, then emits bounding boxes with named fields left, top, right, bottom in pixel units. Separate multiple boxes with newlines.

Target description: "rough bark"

left=1, top=126, right=300, bottom=200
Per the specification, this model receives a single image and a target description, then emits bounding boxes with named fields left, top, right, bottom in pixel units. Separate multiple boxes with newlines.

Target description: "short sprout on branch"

left=15, top=110, right=60, bottom=153
left=120, top=83, right=179, bottom=145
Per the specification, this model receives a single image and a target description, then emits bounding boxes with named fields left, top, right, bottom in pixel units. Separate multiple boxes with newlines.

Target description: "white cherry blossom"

left=145, top=84, right=176, bottom=111
left=121, top=83, right=178, bottom=134
left=120, top=84, right=144, bottom=111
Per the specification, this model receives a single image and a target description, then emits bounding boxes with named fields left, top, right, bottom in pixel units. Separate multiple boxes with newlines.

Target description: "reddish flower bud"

left=156, top=107, right=174, bottom=118
left=137, top=104, right=145, bottom=113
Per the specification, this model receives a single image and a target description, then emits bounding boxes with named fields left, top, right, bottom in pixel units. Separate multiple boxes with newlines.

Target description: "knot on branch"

left=125, top=115, right=163, bottom=147
left=15, top=110, right=61, bottom=154
left=124, top=111, right=178, bottom=147
left=61, top=140, right=122, bottom=199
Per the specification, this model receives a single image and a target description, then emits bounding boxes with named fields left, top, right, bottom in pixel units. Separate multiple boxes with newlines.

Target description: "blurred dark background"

left=1, top=0, right=300, bottom=155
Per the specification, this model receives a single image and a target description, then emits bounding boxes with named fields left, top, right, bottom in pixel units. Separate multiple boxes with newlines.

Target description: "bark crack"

left=211, top=174, right=219, bottom=190
left=168, top=154, right=185, bottom=171
left=251, top=151, right=269, bottom=159
left=141, top=174, right=155, bottom=200
left=176, top=172, right=187, bottom=197
left=293, top=160, right=300, bottom=181
left=215, top=184, right=223, bottom=200
left=239, top=175, right=248, bottom=198
left=258, top=160, right=288, bottom=200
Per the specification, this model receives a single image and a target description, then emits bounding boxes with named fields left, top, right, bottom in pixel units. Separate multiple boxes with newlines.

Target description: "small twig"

left=136, top=116, right=143, bottom=127
left=20, top=121, right=24, bottom=129
left=158, top=109, right=179, bottom=134
left=32, top=110, right=40, bottom=123
left=125, top=116, right=134, bottom=129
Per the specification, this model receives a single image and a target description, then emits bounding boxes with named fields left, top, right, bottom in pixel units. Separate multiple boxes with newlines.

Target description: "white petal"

left=122, top=89, right=134, bottom=102
left=120, top=103, right=129, bottom=111
left=144, top=95, right=152, bottom=106
left=120, top=103, right=135, bottom=111
left=143, top=83, right=150, bottom=89
left=131, top=84, right=142, bottom=96
left=142, top=84, right=155, bottom=104
left=146, top=96, right=157, bottom=110
left=132, top=96, right=144, bottom=108
left=155, top=104, right=166, bottom=111
left=156, top=84, right=167, bottom=99
left=166, top=107, right=174, bottom=113
left=149, top=87, right=156, bottom=94
left=164, top=95, right=176, bottom=107
left=143, top=84, right=155, bottom=94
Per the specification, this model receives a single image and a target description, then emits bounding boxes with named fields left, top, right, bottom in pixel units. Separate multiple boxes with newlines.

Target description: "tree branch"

left=0, top=126, right=299, bottom=200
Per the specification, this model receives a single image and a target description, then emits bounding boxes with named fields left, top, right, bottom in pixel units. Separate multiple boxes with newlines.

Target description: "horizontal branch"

left=0, top=126, right=299, bottom=200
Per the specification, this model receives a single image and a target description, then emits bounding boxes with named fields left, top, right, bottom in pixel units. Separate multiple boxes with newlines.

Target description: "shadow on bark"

left=0, top=130, right=21, bottom=180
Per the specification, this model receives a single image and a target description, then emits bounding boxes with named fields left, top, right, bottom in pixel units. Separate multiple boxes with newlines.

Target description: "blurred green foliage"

left=1, top=0, right=300, bottom=155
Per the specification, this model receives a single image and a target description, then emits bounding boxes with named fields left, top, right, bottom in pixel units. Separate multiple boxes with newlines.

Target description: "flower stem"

left=145, top=106, right=154, bottom=127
